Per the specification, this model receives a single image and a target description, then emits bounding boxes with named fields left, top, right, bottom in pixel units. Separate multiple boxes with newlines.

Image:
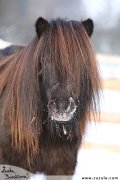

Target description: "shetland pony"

left=0, top=17, right=100, bottom=175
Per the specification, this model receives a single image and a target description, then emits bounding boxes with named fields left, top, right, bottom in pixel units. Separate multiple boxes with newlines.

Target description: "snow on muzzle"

left=48, top=97, right=77, bottom=122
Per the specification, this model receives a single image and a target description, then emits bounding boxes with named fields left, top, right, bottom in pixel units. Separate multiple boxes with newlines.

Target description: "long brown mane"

left=0, top=19, right=100, bottom=167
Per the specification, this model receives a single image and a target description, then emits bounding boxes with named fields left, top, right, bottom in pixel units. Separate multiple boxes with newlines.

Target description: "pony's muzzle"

left=48, top=97, right=77, bottom=122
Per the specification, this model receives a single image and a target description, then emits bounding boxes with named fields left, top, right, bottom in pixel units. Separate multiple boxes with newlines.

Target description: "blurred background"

left=0, top=0, right=120, bottom=178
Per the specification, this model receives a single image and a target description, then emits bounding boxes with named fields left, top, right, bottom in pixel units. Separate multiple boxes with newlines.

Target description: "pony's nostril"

left=66, top=97, right=76, bottom=112
left=48, top=100, right=56, bottom=111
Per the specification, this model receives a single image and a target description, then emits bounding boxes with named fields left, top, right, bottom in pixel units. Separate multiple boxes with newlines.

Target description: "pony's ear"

left=82, top=19, right=94, bottom=37
left=35, top=17, right=49, bottom=38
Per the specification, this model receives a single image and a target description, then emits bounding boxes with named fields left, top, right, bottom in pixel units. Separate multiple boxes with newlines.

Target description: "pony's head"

left=35, top=17, right=100, bottom=138
left=0, top=17, right=100, bottom=166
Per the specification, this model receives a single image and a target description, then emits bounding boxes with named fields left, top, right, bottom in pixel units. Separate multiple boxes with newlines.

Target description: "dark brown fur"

left=0, top=18, right=100, bottom=175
